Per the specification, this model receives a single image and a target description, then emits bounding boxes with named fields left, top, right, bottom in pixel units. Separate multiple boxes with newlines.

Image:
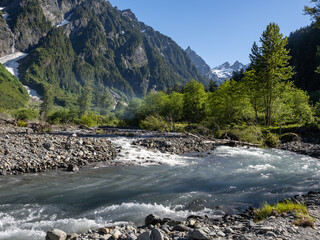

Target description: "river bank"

left=1, top=123, right=320, bottom=175
left=46, top=191, right=320, bottom=240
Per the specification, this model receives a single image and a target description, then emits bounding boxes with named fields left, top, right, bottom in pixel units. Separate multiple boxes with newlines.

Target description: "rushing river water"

left=1, top=137, right=320, bottom=240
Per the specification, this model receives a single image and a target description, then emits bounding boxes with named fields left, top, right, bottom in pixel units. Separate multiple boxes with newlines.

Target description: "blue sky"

left=109, top=0, right=312, bottom=67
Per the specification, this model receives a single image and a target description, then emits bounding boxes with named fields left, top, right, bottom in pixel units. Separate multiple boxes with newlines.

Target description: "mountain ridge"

left=185, top=46, right=248, bottom=85
left=0, top=0, right=207, bottom=110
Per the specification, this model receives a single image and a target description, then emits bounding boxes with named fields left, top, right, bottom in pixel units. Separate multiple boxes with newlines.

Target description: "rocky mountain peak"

left=122, top=9, right=138, bottom=22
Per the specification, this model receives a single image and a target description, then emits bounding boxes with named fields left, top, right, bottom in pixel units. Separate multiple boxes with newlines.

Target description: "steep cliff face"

left=0, top=0, right=206, bottom=108
left=0, top=13, right=14, bottom=57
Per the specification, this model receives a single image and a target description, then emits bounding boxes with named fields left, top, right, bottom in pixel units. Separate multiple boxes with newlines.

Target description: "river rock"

left=187, top=229, right=210, bottom=240
left=145, top=214, right=162, bottom=226
left=46, top=229, right=67, bottom=240
left=151, top=228, right=164, bottom=240
left=137, top=231, right=151, bottom=240
left=67, top=164, right=79, bottom=172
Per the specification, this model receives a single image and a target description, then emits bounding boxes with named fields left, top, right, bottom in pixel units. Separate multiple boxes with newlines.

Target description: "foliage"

left=13, top=109, right=39, bottom=121
left=287, top=25, right=320, bottom=98
left=264, top=132, right=280, bottom=148
left=139, top=115, right=169, bottom=131
left=17, top=120, right=27, bottom=127
left=183, top=80, right=207, bottom=124
left=76, top=112, right=112, bottom=127
left=47, top=109, right=79, bottom=124
left=254, top=200, right=311, bottom=223
left=214, top=125, right=264, bottom=145
left=208, top=80, right=254, bottom=125
left=249, top=23, right=294, bottom=126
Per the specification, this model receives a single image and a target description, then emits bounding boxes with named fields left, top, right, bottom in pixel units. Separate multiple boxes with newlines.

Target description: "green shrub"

left=214, top=125, right=264, bottom=145
left=17, top=120, right=27, bottom=127
left=77, top=112, right=114, bottom=127
left=140, top=115, right=167, bottom=131
left=48, top=109, right=79, bottom=124
left=13, top=109, right=39, bottom=121
left=265, top=132, right=280, bottom=147
left=254, top=200, right=312, bottom=223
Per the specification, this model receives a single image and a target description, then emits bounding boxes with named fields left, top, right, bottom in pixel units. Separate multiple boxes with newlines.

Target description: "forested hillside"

left=0, top=63, right=29, bottom=109
left=0, top=0, right=206, bottom=110
left=287, top=25, right=320, bottom=101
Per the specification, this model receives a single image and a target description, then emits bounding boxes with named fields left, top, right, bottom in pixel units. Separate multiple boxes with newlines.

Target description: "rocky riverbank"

left=0, top=125, right=117, bottom=175
left=280, top=141, right=320, bottom=158
left=46, top=191, right=320, bottom=240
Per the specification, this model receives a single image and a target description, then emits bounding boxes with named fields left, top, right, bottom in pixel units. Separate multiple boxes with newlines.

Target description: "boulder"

left=145, top=214, right=162, bottom=226
left=151, top=228, right=164, bottom=240
left=46, top=229, right=67, bottom=240
left=67, top=164, right=79, bottom=172
left=187, top=229, right=210, bottom=240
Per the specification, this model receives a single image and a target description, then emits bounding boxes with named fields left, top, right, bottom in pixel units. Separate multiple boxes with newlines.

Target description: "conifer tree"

left=249, top=23, right=294, bottom=126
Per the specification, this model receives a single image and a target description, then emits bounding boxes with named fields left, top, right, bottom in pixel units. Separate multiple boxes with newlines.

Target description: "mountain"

left=0, top=0, right=206, bottom=110
left=211, top=61, right=247, bottom=85
left=185, top=47, right=247, bottom=85
left=185, top=46, right=212, bottom=80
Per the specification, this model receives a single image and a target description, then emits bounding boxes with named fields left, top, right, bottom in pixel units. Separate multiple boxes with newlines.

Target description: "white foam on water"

left=93, top=202, right=221, bottom=223
left=247, top=164, right=275, bottom=172
left=109, top=137, right=191, bottom=166
left=0, top=204, right=110, bottom=240
left=215, top=146, right=271, bottom=159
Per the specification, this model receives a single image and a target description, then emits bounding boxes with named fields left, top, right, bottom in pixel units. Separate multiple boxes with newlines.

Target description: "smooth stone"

left=46, top=229, right=67, bottom=240
left=187, top=229, right=210, bottom=240
left=151, top=228, right=164, bottom=240
left=172, top=224, right=190, bottom=232
left=137, top=231, right=151, bottom=240
left=255, top=226, right=275, bottom=233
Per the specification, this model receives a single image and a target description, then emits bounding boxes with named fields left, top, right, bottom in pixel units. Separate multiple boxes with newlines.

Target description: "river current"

left=1, top=137, right=320, bottom=239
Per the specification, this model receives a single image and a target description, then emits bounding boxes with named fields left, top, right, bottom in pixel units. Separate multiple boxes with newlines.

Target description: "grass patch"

left=254, top=200, right=314, bottom=227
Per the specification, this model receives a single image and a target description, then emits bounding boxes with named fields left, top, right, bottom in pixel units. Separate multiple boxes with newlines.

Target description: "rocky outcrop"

left=0, top=13, right=14, bottom=57
left=47, top=191, right=320, bottom=240
left=280, top=141, right=320, bottom=158
left=0, top=126, right=116, bottom=175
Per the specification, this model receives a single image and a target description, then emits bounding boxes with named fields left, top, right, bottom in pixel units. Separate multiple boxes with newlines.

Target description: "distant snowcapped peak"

left=211, top=61, right=248, bottom=84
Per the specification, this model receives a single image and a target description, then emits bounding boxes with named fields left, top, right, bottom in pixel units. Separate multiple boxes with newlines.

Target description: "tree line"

left=121, top=23, right=314, bottom=131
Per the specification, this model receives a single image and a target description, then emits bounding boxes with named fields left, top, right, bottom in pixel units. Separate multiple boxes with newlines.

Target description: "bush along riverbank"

left=46, top=191, right=320, bottom=240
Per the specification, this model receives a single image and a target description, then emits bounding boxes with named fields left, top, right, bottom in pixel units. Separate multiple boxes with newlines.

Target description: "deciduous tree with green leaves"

left=183, top=80, right=207, bottom=124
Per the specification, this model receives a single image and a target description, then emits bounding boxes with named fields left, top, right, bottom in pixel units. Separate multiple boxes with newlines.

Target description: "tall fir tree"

left=249, top=23, right=294, bottom=126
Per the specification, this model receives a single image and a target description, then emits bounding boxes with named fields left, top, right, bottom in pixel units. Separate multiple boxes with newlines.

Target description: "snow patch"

left=3, top=13, right=8, bottom=20
left=57, top=20, right=70, bottom=27
left=0, top=52, right=27, bottom=78
left=0, top=52, right=42, bottom=101
left=0, top=7, right=5, bottom=11
left=23, top=86, right=42, bottom=102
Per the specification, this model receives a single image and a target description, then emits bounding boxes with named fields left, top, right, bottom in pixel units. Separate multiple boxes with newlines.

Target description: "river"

left=0, top=136, right=320, bottom=239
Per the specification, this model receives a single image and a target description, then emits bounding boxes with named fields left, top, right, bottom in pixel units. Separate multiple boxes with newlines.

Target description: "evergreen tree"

left=249, top=23, right=294, bottom=126
left=40, top=85, right=54, bottom=121
left=305, top=0, right=320, bottom=27
left=207, top=79, right=218, bottom=92
left=79, top=83, right=93, bottom=115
